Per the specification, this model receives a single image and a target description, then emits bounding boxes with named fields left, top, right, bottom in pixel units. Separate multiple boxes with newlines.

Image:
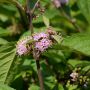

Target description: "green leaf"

left=0, top=83, right=15, bottom=90
left=0, top=0, right=20, bottom=5
left=58, top=84, right=64, bottom=90
left=44, top=50, right=65, bottom=63
left=0, top=44, right=16, bottom=84
left=45, top=76, right=57, bottom=89
left=0, top=38, right=8, bottom=45
left=52, top=35, right=63, bottom=44
left=29, top=84, right=40, bottom=90
left=77, top=0, right=90, bottom=24
left=82, top=65, right=90, bottom=72
left=43, top=16, right=50, bottom=27
left=62, top=33, right=90, bottom=56
left=68, top=85, right=78, bottom=90
left=68, top=59, right=90, bottom=67
left=0, top=27, right=12, bottom=37
left=0, top=0, right=18, bottom=5
left=0, top=0, right=12, bottom=3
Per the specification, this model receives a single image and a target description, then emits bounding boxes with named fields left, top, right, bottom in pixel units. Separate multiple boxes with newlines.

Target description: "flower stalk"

left=26, top=0, right=44, bottom=90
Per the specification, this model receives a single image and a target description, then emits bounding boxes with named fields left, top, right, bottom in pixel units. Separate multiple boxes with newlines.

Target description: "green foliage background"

left=0, top=0, right=90, bottom=90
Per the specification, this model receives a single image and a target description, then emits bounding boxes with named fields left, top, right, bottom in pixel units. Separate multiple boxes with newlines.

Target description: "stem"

left=26, top=0, right=44, bottom=89
left=60, top=7, right=82, bottom=32
left=26, top=0, right=33, bottom=34
left=32, top=0, right=40, bottom=13
left=36, top=60, right=44, bottom=90
left=33, top=49, right=44, bottom=90
left=16, top=6, right=28, bottom=29
left=12, top=0, right=24, bottom=11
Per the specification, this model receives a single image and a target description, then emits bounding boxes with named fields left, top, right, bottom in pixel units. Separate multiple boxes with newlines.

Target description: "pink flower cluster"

left=33, top=32, right=52, bottom=52
left=16, top=36, right=32, bottom=56
left=16, top=32, right=53, bottom=55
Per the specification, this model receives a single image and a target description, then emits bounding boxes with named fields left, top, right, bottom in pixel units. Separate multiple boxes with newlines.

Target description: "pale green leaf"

left=0, top=83, right=15, bottom=90
left=29, top=84, right=40, bottom=90
left=43, top=16, right=50, bottom=27
left=52, top=35, right=63, bottom=44
left=0, top=44, right=16, bottom=84
left=58, top=84, right=64, bottom=90
left=0, top=38, right=8, bottom=45
left=82, top=65, right=90, bottom=72
left=68, top=85, right=77, bottom=90
left=68, top=59, right=90, bottom=67
left=62, top=33, right=90, bottom=56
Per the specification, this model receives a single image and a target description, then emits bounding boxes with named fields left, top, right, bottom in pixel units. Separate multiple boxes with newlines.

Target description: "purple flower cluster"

left=33, top=32, right=52, bottom=52
left=16, top=36, right=32, bottom=56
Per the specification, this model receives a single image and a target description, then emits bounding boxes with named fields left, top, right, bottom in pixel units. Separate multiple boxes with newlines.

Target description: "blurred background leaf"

left=77, top=0, right=90, bottom=24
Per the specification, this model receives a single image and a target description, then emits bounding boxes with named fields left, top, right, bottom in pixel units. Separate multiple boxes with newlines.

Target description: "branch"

left=33, top=49, right=44, bottom=90
left=26, top=0, right=44, bottom=89
left=12, top=0, right=24, bottom=11
left=0, top=0, right=28, bottom=29
left=13, top=0, right=30, bottom=29
left=60, top=7, right=82, bottom=32
left=36, top=60, right=44, bottom=90
left=32, top=0, right=40, bottom=14
left=26, top=0, right=33, bottom=34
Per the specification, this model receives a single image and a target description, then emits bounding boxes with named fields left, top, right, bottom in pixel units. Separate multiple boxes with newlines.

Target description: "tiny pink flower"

left=70, top=72, right=78, bottom=81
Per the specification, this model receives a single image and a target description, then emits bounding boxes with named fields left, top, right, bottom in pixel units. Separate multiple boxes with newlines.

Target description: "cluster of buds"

left=33, top=2, right=45, bottom=19
left=36, top=2, right=45, bottom=14
left=52, top=0, right=69, bottom=8
left=16, top=28, right=59, bottom=56
left=79, top=76, right=90, bottom=88
left=70, top=67, right=90, bottom=88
